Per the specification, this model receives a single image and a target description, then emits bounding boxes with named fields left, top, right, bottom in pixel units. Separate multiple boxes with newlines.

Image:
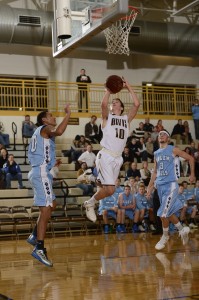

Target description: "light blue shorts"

left=157, top=182, right=183, bottom=218
left=28, top=166, right=55, bottom=207
left=125, top=209, right=134, bottom=220
left=107, top=210, right=117, bottom=219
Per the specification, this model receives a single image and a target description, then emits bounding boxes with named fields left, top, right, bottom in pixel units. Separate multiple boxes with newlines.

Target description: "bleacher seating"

left=0, top=137, right=198, bottom=239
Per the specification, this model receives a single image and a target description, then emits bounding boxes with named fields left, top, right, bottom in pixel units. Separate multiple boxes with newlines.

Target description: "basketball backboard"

left=52, top=0, right=129, bottom=58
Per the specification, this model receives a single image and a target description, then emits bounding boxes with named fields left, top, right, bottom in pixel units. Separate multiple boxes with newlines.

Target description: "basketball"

left=105, top=75, right=124, bottom=94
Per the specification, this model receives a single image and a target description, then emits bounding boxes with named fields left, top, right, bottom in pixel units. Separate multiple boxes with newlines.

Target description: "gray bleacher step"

left=0, top=189, right=29, bottom=198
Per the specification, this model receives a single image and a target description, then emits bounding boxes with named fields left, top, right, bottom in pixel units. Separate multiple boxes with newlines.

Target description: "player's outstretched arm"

left=49, top=104, right=71, bottom=137
left=123, top=78, right=140, bottom=123
left=101, top=89, right=111, bottom=121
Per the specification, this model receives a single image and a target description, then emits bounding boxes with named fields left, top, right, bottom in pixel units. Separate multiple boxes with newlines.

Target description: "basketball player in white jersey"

left=84, top=78, right=140, bottom=222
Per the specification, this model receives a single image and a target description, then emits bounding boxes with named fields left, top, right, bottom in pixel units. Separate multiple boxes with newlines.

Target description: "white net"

left=104, top=7, right=138, bottom=56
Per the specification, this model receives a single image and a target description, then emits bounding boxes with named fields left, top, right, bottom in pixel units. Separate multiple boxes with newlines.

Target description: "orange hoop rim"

left=120, top=6, right=139, bottom=21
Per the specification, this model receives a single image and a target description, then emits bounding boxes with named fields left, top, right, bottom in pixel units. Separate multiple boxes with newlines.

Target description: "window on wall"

left=0, top=76, right=48, bottom=111
left=142, top=82, right=196, bottom=115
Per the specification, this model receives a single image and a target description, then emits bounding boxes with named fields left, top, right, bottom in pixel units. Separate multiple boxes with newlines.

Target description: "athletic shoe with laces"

left=84, top=200, right=96, bottom=222
left=104, top=224, right=109, bottom=234
left=155, top=235, right=169, bottom=250
left=150, top=224, right=156, bottom=231
left=189, top=223, right=198, bottom=229
left=179, top=226, right=190, bottom=245
left=27, top=234, right=37, bottom=246
left=138, top=224, right=145, bottom=232
left=32, top=247, right=53, bottom=267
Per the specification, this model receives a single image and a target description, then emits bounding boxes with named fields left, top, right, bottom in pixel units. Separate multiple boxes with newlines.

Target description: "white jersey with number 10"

left=100, top=113, right=129, bottom=155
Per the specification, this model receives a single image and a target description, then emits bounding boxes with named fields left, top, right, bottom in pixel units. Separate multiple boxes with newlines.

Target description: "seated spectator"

left=0, top=122, right=10, bottom=148
left=143, top=118, right=154, bottom=137
left=179, top=147, right=192, bottom=177
left=70, top=135, right=90, bottom=164
left=137, top=137, right=148, bottom=162
left=78, top=144, right=96, bottom=169
left=0, top=148, right=9, bottom=189
left=98, top=181, right=119, bottom=234
left=114, top=178, right=124, bottom=197
left=151, top=126, right=159, bottom=142
left=116, top=185, right=137, bottom=233
left=3, top=154, right=24, bottom=189
left=189, top=141, right=198, bottom=156
left=156, top=119, right=164, bottom=132
left=62, top=135, right=89, bottom=163
left=194, top=179, right=199, bottom=204
left=131, top=122, right=146, bottom=140
left=145, top=136, right=154, bottom=162
left=180, top=183, right=198, bottom=228
left=125, top=162, right=141, bottom=181
left=171, top=119, right=187, bottom=145
left=139, top=161, right=151, bottom=186
left=121, top=146, right=134, bottom=172
left=133, top=183, right=155, bottom=232
left=124, top=176, right=139, bottom=195
left=85, top=115, right=99, bottom=144
left=76, top=162, right=94, bottom=196
left=183, top=121, right=193, bottom=144
left=22, top=114, right=36, bottom=143
left=127, top=138, right=145, bottom=163
left=182, top=180, right=195, bottom=200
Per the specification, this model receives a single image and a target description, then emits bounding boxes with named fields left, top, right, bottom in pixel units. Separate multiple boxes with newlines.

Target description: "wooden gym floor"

left=0, top=230, right=199, bottom=300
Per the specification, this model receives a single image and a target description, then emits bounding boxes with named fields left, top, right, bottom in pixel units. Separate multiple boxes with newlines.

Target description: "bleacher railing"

left=0, top=78, right=198, bottom=117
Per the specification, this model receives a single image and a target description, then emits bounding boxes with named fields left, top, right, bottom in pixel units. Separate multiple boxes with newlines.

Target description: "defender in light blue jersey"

left=27, top=104, right=71, bottom=267
left=147, top=130, right=195, bottom=251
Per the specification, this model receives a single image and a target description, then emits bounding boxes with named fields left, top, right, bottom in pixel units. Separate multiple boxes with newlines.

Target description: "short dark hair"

left=37, top=111, right=48, bottom=126
left=114, top=98, right=124, bottom=114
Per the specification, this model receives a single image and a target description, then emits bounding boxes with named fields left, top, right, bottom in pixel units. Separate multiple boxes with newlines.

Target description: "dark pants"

left=78, top=89, right=88, bottom=112
left=194, top=119, right=199, bottom=140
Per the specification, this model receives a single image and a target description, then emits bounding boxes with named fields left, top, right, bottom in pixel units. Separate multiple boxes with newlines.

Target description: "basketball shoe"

left=32, top=247, right=53, bottom=267
left=155, top=235, right=169, bottom=250
left=84, top=200, right=96, bottom=222
left=27, top=234, right=37, bottom=246
left=179, top=226, right=190, bottom=245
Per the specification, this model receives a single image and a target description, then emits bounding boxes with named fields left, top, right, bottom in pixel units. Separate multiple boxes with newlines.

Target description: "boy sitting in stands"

left=116, top=185, right=137, bottom=233
left=181, top=181, right=198, bottom=229
left=133, top=183, right=155, bottom=232
left=98, top=194, right=118, bottom=234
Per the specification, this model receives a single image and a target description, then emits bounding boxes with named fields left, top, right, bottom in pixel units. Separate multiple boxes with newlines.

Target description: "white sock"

left=163, top=227, right=169, bottom=237
left=87, top=196, right=96, bottom=205
left=175, top=222, right=183, bottom=231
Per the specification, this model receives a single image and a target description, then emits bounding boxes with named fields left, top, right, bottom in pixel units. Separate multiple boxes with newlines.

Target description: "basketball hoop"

left=104, top=6, right=139, bottom=56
